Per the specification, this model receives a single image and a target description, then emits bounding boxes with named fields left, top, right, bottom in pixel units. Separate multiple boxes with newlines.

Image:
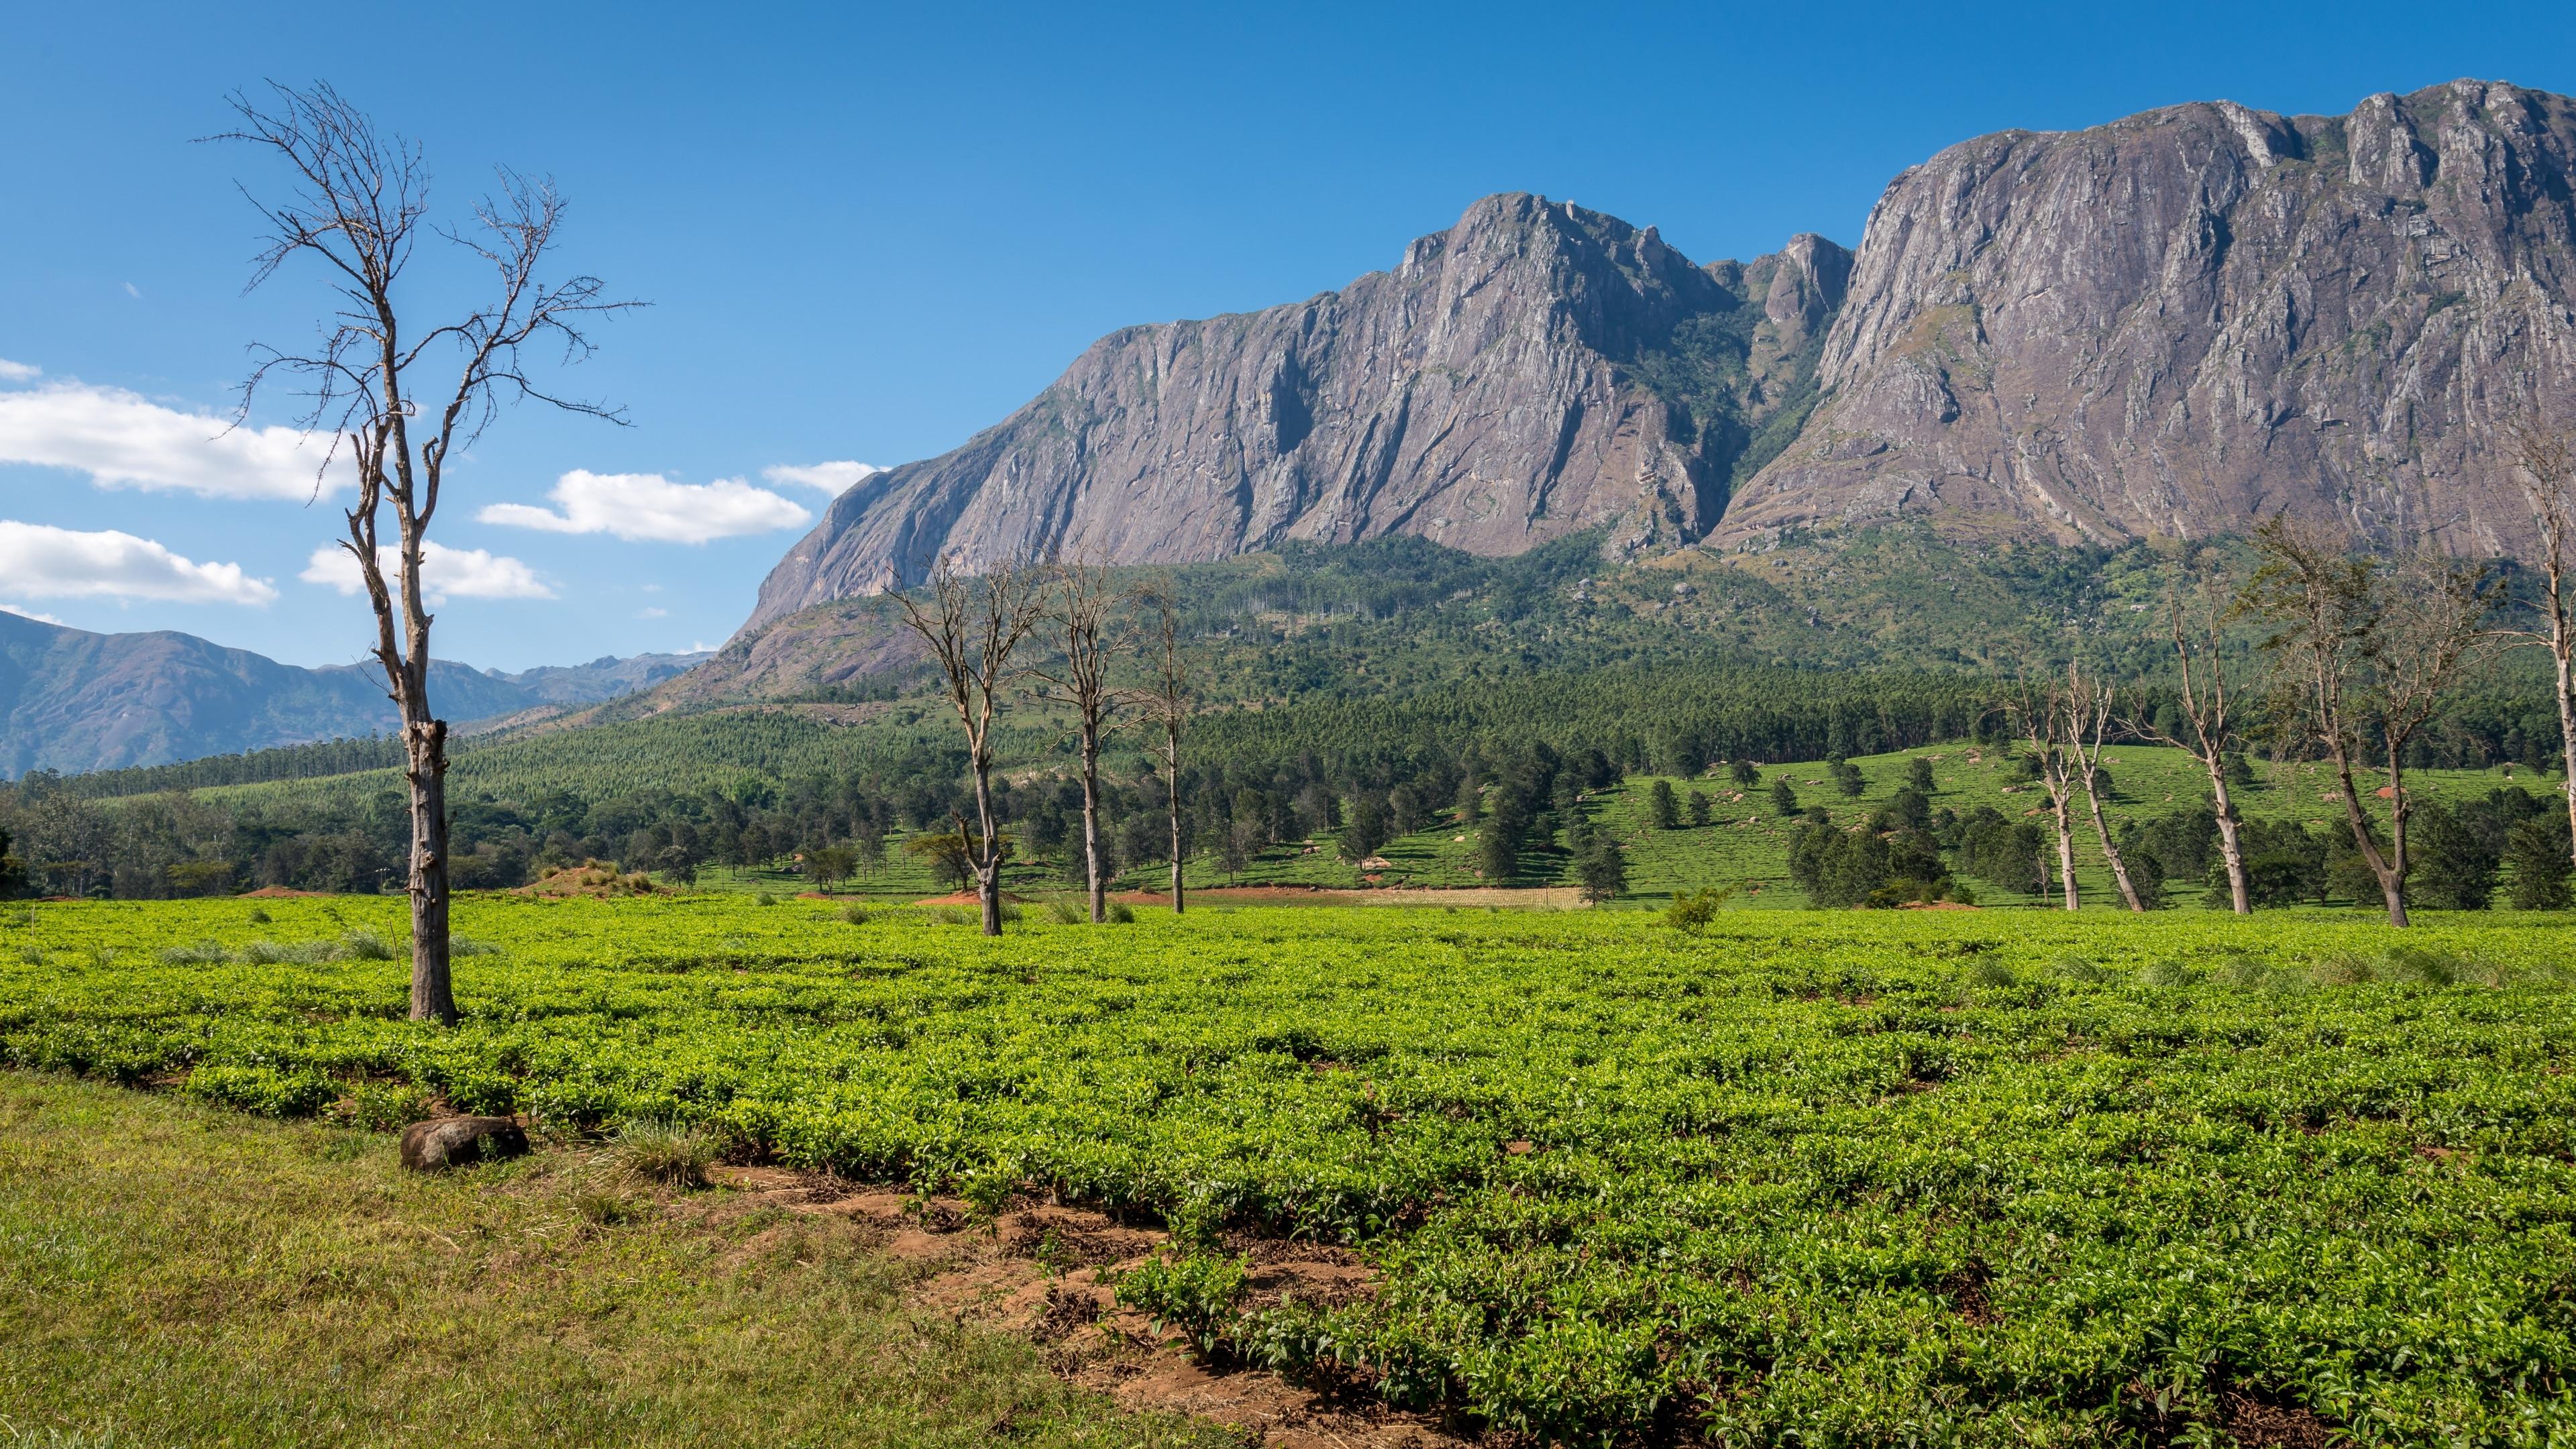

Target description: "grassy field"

left=5, top=895, right=2573, bottom=1444
left=672, top=743, right=2564, bottom=908
left=0, top=1071, right=1234, bottom=1449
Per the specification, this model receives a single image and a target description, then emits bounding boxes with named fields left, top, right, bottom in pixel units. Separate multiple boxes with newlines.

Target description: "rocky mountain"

left=1721, top=80, right=2576, bottom=553
left=0, top=610, right=708, bottom=777
left=745, top=193, right=1850, bottom=630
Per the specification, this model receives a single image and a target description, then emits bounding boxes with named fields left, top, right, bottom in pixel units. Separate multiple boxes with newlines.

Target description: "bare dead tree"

left=1132, top=582, right=1192, bottom=914
left=2504, top=419, right=2576, bottom=874
left=894, top=557, right=1049, bottom=935
left=2126, top=582, right=2253, bottom=912
left=2006, top=678, right=2082, bottom=910
left=2243, top=517, right=2493, bottom=926
left=2062, top=661, right=2147, bottom=912
left=215, top=83, right=635, bottom=1024
left=1036, top=559, right=1126, bottom=923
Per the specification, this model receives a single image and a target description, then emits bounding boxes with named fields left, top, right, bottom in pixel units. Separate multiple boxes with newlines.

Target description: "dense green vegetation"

left=6, top=898, right=2573, bottom=1444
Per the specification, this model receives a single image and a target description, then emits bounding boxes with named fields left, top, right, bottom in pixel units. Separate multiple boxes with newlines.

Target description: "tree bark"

left=1165, top=720, right=1185, bottom=915
left=1080, top=723, right=1106, bottom=924
left=972, top=760, right=1003, bottom=936
left=2208, top=772, right=2251, bottom=914
left=2081, top=778, right=2145, bottom=912
left=404, top=716, right=455, bottom=1024
left=2557, top=628, right=2576, bottom=877
left=2326, top=735, right=2408, bottom=927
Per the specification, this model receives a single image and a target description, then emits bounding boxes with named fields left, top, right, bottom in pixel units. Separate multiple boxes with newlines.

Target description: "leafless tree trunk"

left=2129, top=585, right=2253, bottom=912
left=217, top=84, right=633, bottom=1023
left=2009, top=681, right=2082, bottom=911
left=1039, top=560, right=1125, bottom=923
left=1134, top=584, right=1191, bottom=915
left=2506, top=420, right=2576, bottom=875
left=895, top=559, right=1046, bottom=935
left=2243, top=517, right=2492, bottom=926
left=2063, top=663, right=2146, bottom=912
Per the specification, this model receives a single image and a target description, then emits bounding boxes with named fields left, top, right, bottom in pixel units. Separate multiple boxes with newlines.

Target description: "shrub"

left=1107, top=902, right=1136, bottom=924
left=1664, top=887, right=1731, bottom=934
left=608, top=1118, right=717, bottom=1187
left=839, top=902, right=875, bottom=925
left=1962, top=957, right=2016, bottom=989
left=1114, top=1249, right=1249, bottom=1359
left=246, top=906, right=272, bottom=924
left=1046, top=900, right=1086, bottom=924
left=183, top=1065, right=339, bottom=1118
left=335, top=1079, right=435, bottom=1130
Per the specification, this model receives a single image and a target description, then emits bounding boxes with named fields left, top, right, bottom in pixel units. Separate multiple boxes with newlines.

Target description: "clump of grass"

left=753, top=892, right=779, bottom=906
left=17, top=945, right=49, bottom=965
left=246, top=906, right=272, bottom=924
left=2214, top=953, right=2274, bottom=990
left=1961, top=957, right=2017, bottom=989
left=2311, top=951, right=2375, bottom=985
left=1106, top=902, right=1136, bottom=924
left=2051, top=955, right=2112, bottom=985
left=333, top=1080, right=434, bottom=1131
left=2137, top=957, right=2191, bottom=989
left=572, top=1188, right=647, bottom=1227
left=608, top=1118, right=717, bottom=1188
left=451, top=937, right=503, bottom=957
left=339, top=929, right=396, bottom=961
left=2379, top=946, right=2458, bottom=987
left=921, top=906, right=974, bottom=926
left=1046, top=900, right=1087, bottom=925
left=157, top=941, right=232, bottom=967
left=838, top=902, right=873, bottom=924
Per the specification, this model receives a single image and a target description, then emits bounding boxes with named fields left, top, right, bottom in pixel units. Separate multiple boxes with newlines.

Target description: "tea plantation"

left=4, top=895, right=2573, bottom=1445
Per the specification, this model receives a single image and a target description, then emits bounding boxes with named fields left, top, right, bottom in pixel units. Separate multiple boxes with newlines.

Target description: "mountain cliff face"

left=1721, top=80, right=2576, bottom=553
left=745, top=195, right=1849, bottom=631
left=0, top=610, right=706, bottom=777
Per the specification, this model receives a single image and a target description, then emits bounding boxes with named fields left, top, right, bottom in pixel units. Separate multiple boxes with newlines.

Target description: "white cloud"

left=0, top=359, right=38, bottom=382
left=300, top=542, right=555, bottom=602
left=0, top=521, right=277, bottom=605
left=762, top=460, right=881, bottom=494
left=0, top=379, right=347, bottom=500
left=636, top=606, right=668, bottom=619
left=0, top=603, right=66, bottom=625
left=122, top=282, right=142, bottom=299
left=478, top=469, right=811, bottom=543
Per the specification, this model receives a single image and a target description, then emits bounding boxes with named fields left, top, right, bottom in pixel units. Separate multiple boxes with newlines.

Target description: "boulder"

left=400, top=1115, right=528, bottom=1172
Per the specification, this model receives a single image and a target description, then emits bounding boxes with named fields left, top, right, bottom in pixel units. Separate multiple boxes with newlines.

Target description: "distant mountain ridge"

left=740, top=78, right=2576, bottom=658
left=745, top=193, right=1850, bottom=631
left=0, top=610, right=708, bottom=777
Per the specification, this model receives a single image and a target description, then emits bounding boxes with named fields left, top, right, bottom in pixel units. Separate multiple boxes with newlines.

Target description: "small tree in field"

left=894, top=559, right=1046, bottom=934
left=2503, top=419, right=2576, bottom=880
left=1037, top=560, right=1125, bottom=923
left=2242, top=517, right=2493, bottom=926
left=1132, top=584, right=1193, bottom=914
left=2127, top=580, right=2255, bottom=912
left=218, top=83, right=635, bottom=1024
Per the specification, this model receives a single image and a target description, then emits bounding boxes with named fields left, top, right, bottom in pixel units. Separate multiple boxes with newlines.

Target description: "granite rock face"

left=1720, top=80, right=2576, bottom=553
left=744, top=195, right=1846, bottom=631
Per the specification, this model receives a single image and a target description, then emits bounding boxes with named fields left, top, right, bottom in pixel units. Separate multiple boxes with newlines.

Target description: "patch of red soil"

left=689, top=1167, right=1453, bottom=1447
left=239, top=885, right=332, bottom=898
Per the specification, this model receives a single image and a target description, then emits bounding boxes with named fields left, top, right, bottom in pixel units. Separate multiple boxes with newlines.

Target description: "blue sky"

left=5, top=1, right=2575, bottom=670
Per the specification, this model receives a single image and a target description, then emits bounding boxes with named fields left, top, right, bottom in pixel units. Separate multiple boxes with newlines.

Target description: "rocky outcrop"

left=1721, top=80, right=2576, bottom=553
left=743, top=195, right=1847, bottom=631
left=399, top=1116, right=527, bottom=1172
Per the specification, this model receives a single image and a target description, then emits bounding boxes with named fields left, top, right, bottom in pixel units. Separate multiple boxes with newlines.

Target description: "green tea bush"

left=1114, top=1249, right=1248, bottom=1359
left=7, top=896, right=2576, bottom=1444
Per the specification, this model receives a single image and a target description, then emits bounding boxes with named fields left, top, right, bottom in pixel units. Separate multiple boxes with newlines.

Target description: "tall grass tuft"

left=608, top=1118, right=717, bottom=1188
